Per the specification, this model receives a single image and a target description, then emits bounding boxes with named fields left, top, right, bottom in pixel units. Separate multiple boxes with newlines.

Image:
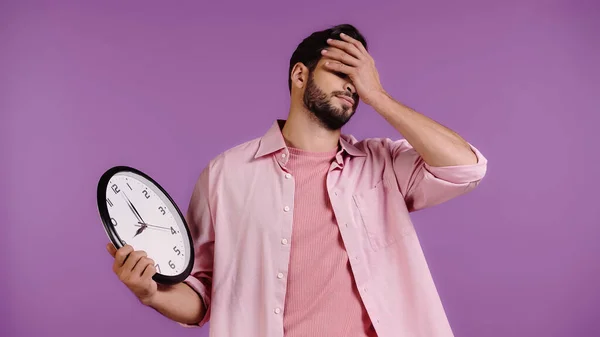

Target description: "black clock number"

left=173, top=246, right=181, bottom=256
left=168, top=260, right=176, bottom=269
left=170, top=227, right=177, bottom=235
left=159, top=206, right=166, bottom=215
left=107, top=198, right=113, bottom=207
left=142, top=189, right=150, bottom=199
left=155, top=264, right=161, bottom=273
left=111, top=184, right=120, bottom=194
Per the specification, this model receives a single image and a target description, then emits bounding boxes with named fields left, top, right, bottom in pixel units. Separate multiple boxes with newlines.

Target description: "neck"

left=282, top=104, right=341, bottom=152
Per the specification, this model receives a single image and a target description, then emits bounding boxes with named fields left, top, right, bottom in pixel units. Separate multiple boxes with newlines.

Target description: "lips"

left=337, top=95, right=355, bottom=106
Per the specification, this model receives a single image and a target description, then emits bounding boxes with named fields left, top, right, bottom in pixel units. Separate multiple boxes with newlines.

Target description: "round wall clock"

left=97, top=166, right=194, bottom=285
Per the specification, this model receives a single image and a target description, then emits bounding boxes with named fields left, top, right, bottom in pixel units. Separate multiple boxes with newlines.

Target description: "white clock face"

left=104, top=171, right=191, bottom=277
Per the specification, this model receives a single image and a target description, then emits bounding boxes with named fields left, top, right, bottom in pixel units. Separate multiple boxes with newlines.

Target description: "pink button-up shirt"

left=182, top=120, right=487, bottom=337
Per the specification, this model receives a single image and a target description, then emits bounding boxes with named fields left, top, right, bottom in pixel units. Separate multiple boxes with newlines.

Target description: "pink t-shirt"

left=283, top=146, right=377, bottom=337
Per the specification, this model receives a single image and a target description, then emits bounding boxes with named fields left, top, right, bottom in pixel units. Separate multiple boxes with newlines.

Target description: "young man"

left=107, top=24, right=487, bottom=337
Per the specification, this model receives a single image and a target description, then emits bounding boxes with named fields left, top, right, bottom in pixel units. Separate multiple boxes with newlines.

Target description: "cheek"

left=312, top=71, right=337, bottom=91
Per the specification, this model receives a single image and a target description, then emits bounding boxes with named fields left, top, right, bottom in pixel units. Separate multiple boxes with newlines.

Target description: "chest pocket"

left=352, top=179, right=414, bottom=251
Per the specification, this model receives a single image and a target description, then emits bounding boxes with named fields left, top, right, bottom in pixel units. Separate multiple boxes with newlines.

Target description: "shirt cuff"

left=424, top=143, right=488, bottom=184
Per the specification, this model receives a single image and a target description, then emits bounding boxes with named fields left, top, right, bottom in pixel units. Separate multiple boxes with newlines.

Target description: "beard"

left=302, top=74, right=358, bottom=131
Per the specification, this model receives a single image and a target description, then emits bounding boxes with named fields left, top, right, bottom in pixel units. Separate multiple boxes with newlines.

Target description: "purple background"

left=2, top=1, right=599, bottom=336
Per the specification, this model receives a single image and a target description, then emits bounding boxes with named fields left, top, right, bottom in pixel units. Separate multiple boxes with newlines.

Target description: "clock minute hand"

left=125, top=199, right=143, bottom=225
left=122, top=192, right=145, bottom=223
left=137, top=222, right=170, bottom=231
left=121, top=192, right=149, bottom=237
left=129, top=201, right=146, bottom=224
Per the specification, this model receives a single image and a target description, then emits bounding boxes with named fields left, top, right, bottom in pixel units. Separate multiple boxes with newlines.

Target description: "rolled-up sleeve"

left=180, top=166, right=214, bottom=327
left=389, top=139, right=488, bottom=212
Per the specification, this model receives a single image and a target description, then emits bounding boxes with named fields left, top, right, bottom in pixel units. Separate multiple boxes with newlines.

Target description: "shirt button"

left=274, top=308, right=281, bottom=314
left=285, top=173, right=292, bottom=179
left=281, top=238, right=288, bottom=245
left=281, top=153, right=287, bottom=158
left=277, top=272, right=284, bottom=279
left=283, top=206, right=290, bottom=212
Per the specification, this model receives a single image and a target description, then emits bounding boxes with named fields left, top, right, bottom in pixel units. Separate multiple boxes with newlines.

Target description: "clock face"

left=99, top=168, right=193, bottom=282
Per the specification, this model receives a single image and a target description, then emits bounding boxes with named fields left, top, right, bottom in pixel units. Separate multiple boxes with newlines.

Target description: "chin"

left=342, top=107, right=353, bottom=114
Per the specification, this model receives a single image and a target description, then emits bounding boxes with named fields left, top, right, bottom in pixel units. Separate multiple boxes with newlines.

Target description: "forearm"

left=370, top=91, right=478, bottom=167
left=143, top=283, right=206, bottom=325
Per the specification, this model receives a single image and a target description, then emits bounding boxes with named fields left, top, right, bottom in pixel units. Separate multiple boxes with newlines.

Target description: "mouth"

left=336, top=95, right=355, bottom=106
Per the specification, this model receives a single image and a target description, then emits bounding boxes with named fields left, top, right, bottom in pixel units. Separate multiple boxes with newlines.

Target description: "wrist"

left=140, top=295, right=155, bottom=307
left=369, top=89, right=395, bottom=116
left=140, top=290, right=162, bottom=307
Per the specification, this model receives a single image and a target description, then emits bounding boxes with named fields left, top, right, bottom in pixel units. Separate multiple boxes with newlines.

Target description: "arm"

left=381, top=137, right=486, bottom=212
left=370, top=91, right=478, bottom=167
left=323, top=34, right=487, bottom=210
left=366, top=88, right=487, bottom=211
left=322, top=34, right=478, bottom=168
left=143, top=283, right=206, bottom=325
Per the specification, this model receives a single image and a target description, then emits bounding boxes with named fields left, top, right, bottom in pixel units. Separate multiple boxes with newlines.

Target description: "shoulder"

left=199, top=136, right=263, bottom=180
left=212, top=137, right=262, bottom=165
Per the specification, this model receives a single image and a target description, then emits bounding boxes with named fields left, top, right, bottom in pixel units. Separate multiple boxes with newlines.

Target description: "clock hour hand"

left=133, top=224, right=147, bottom=237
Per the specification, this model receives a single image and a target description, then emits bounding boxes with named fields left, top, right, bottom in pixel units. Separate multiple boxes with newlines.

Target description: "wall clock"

left=97, top=166, right=194, bottom=285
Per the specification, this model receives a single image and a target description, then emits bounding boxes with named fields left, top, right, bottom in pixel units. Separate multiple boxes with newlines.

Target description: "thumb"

left=106, top=242, right=117, bottom=258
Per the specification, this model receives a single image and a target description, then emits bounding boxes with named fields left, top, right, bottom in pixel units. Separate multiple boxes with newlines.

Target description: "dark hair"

left=288, top=24, right=368, bottom=92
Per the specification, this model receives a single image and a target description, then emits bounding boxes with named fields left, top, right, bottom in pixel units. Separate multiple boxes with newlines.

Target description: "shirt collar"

left=254, top=119, right=366, bottom=161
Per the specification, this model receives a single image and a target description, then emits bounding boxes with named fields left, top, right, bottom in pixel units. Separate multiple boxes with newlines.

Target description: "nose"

left=345, top=83, right=356, bottom=95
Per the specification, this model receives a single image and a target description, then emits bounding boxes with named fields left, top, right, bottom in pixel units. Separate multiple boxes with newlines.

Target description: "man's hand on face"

left=320, top=33, right=386, bottom=107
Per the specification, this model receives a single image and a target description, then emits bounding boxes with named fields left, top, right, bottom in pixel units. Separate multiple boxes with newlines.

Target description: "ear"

left=290, top=62, right=309, bottom=90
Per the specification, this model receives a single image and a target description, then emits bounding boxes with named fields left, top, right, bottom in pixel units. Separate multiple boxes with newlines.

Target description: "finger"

left=324, top=61, right=355, bottom=76
left=106, top=243, right=117, bottom=258
left=141, top=259, right=157, bottom=280
left=327, top=37, right=362, bottom=60
left=321, top=48, right=360, bottom=67
left=134, top=257, right=154, bottom=277
left=114, top=244, right=134, bottom=269
left=339, top=33, right=369, bottom=56
left=122, top=250, right=147, bottom=276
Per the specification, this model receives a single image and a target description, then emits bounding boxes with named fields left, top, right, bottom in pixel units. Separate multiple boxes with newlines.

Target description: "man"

left=107, top=24, right=487, bottom=337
